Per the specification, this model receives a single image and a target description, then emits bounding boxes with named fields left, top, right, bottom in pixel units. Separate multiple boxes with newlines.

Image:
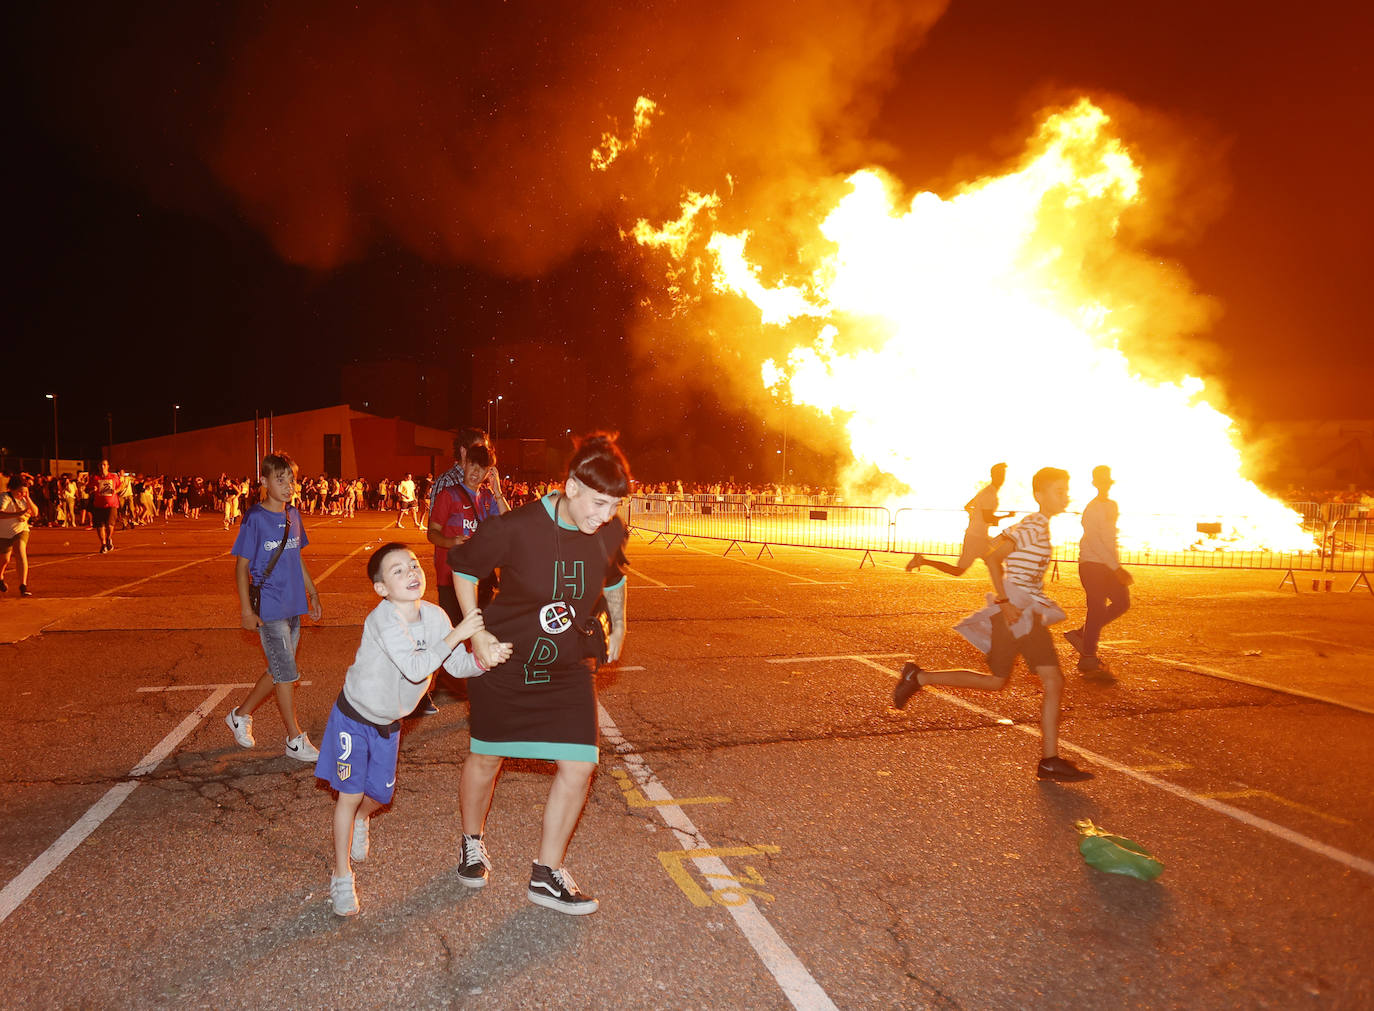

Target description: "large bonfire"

left=619, top=98, right=1310, bottom=554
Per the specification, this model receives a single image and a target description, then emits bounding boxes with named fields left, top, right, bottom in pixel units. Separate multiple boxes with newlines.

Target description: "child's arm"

left=485, top=468, right=510, bottom=515
left=300, top=559, right=322, bottom=621
left=983, top=535, right=1021, bottom=624
left=441, top=607, right=513, bottom=678
left=371, top=607, right=456, bottom=683
left=235, top=555, right=260, bottom=630
left=455, top=577, right=503, bottom=669
left=442, top=606, right=486, bottom=650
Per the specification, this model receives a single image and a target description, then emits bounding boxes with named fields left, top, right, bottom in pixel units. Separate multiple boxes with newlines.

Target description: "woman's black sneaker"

left=456, top=834, right=491, bottom=889
left=528, top=862, right=598, bottom=915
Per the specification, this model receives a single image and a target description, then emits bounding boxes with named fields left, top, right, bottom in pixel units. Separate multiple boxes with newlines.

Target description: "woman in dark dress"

left=448, top=432, right=631, bottom=915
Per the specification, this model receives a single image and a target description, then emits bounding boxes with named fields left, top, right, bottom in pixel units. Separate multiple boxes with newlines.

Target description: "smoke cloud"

left=205, top=1, right=949, bottom=273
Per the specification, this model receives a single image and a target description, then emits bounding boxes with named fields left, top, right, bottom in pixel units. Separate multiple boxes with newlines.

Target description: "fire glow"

left=631, top=99, right=1311, bottom=553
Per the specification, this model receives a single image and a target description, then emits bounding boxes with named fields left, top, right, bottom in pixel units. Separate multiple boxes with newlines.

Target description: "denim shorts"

left=257, top=615, right=302, bottom=684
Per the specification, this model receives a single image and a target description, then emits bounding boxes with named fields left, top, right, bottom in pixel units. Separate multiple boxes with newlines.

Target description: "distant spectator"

left=1, top=474, right=39, bottom=597
left=88, top=459, right=122, bottom=553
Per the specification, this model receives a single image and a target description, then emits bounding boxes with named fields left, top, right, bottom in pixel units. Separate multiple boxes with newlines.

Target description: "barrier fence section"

left=628, top=495, right=1371, bottom=577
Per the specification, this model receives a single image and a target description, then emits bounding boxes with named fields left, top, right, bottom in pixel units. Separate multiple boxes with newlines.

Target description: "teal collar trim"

left=542, top=492, right=579, bottom=530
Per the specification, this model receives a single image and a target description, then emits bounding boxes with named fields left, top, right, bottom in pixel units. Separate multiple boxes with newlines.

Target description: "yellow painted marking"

left=659, top=845, right=781, bottom=907
left=610, top=767, right=732, bottom=808
left=1129, top=748, right=1193, bottom=772
left=1197, top=788, right=1351, bottom=826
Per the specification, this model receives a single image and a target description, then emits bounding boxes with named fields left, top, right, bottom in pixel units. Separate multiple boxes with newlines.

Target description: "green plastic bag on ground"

left=1075, top=819, right=1164, bottom=880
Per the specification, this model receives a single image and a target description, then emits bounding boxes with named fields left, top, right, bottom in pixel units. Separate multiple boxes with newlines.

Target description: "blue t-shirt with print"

left=232, top=503, right=309, bottom=621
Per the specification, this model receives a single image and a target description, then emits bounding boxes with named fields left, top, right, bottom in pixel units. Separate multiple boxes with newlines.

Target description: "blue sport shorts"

left=314, top=703, right=400, bottom=804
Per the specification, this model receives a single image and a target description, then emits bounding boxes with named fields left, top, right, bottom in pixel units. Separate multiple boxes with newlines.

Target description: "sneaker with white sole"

left=527, top=862, right=598, bottom=914
left=285, top=733, right=319, bottom=762
left=225, top=708, right=255, bottom=748
left=457, top=834, right=492, bottom=889
left=351, top=815, right=370, bottom=862
left=330, top=873, right=359, bottom=916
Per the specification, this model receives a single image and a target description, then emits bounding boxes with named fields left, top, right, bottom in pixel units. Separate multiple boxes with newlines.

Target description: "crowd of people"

left=218, top=428, right=631, bottom=919
left=2, top=468, right=564, bottom=535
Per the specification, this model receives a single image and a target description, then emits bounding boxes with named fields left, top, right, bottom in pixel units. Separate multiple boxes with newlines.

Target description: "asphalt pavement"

left=1, top=513, right=1371, bottom=1009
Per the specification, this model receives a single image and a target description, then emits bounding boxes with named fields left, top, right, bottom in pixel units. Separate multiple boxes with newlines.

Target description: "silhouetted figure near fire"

left=1063, top=465, right=1132, bottom=677
left=892, top=467, right=1093, bottom=782
left=906, top=462, right=1013, bottom=575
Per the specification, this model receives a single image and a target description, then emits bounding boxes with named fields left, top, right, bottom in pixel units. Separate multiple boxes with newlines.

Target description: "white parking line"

left=0, top=686, right=233, bottom=926
left=92, top=552, right=231, bottom=597
left=598, top=702, right=837, bottom=1011
left=1136, top=653, right=1374, bottom=716
left=786, top=653, right=1374, bottom=879
left=137, top=682, right=312, bottom=692
left=313, top=541, right=376, bottom=585
left=625, top=566, right=693, bottom=589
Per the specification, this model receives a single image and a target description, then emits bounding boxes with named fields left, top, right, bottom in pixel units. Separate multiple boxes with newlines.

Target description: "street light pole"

left=495, top=395, right=503, bottom=444
left=45, top=393, right=59, bottom=473
left=173, top=404, right=180, bottom=472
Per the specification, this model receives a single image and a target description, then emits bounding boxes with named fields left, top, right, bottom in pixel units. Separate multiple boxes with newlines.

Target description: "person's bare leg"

left=1033, top=664, right=1063, bottom=759
left=275, top=682, right=303, bottom=740
left=915, top=668, right=1010, bottom=692
left=332, top=791, right=366, bottom=877
left=460, top=753, right=504, bottom=836
left=235, top=670, right=275, bottom=718
left=916, top=556, right=967, bottom=576
left=538, top=761, right=596, bottom=868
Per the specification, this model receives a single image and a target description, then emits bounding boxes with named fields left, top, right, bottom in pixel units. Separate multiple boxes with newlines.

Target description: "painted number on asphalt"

left=658, top=845, right=781, bottom=907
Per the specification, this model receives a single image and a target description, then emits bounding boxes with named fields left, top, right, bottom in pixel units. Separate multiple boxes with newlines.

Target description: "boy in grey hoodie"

left=315, top=542, right=513, bottom=916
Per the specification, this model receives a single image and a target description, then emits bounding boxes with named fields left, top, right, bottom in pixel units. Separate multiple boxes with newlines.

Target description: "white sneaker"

left=351, top=815, right=370, bottom=862
left=225, top=708, right=255, bottom=748
left=330, top=873, right=359, bottom=916
left=285, top=733, right=319, bottom=762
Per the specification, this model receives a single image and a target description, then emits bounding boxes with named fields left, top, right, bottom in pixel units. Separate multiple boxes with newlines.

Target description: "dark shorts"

left=987, top=612, right=1059, bottom=678
left=91, top=506, right=115, bottom=527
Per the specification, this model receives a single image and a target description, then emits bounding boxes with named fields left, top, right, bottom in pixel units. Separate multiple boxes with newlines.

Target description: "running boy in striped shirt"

left=892, top=467, right=1092, bottom=782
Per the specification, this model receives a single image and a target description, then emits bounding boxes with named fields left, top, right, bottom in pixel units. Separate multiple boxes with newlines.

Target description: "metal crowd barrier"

left=627, top=495, right=1372, bottom=580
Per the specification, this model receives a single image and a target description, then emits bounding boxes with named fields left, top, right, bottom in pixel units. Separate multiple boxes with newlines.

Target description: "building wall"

left=109, top=405, right=456, bottom=480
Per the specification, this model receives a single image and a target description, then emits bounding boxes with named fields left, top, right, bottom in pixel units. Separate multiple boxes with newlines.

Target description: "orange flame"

left=633, top=98, right=1310, bottom=552
left=591, top=96, right=660, bottom=172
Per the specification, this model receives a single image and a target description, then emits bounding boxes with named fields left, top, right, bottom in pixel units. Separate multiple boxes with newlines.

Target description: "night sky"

left=6, top=1, right=1370, bottom=475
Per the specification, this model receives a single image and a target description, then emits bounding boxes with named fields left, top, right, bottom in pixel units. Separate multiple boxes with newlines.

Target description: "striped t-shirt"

left=1002, top=512, right=1053, bottom=604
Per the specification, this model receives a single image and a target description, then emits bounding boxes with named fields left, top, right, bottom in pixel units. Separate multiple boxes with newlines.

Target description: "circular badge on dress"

left=539, top=600, right=577, bottom=635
